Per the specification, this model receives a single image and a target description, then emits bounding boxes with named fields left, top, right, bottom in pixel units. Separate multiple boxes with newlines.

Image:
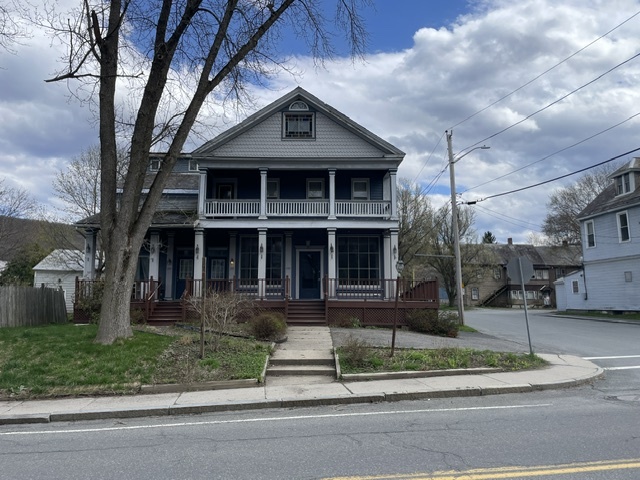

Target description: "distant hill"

left=0, top=216, right=84, bottom=262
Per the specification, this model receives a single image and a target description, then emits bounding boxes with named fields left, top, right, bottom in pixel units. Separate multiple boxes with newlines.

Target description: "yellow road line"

left=324, top=458, right=640, bottom=480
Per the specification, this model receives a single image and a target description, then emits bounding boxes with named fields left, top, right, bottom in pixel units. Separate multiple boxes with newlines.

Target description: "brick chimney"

left=507, top=238, right=513, bottom=245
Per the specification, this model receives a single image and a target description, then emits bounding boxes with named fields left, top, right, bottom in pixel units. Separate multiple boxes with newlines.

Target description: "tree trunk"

left=95, top=235, right=138, bottom=344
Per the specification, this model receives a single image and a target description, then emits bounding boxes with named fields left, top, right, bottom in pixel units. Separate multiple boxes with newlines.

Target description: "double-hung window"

left=352, top=179, right=369, bottom=200
left=337, top=236, right=380, bottom=283
left=617, top=211, right=630, bottom=242
left=267, top=179, right=280, bottom=199
left=307, top=179, right=324, bottom=199
left=585, top=220, right=596, bottom=248
left=616, top=173, right=631, bottom=195
left=283, top=113, right=314, bottom=138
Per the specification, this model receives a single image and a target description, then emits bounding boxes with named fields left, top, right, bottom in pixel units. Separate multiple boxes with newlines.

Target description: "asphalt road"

left=1, top=389, right=639, bottom=479
left=465, top=308, right=640, bottom=399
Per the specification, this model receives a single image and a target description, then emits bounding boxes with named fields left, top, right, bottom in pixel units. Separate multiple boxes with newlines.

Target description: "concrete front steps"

left=267, top=326, right=336, bottom=382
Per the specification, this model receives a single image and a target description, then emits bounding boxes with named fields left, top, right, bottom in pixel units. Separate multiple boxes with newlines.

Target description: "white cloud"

left=1, top=0, right=640, bottom=243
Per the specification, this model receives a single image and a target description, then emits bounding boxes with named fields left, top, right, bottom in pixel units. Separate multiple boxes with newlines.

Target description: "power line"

left=459, top=52, right=640, bottom=153
left=469, top=147, right=640, bottom=202
left=462, top=111, right=640, bottom=193
left=448, top=10, right=640, bottom=132
left=472, top=203, right=544, bottom=230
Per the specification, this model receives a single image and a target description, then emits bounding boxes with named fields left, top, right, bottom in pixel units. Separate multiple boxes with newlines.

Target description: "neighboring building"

left=556, top=157, right=640, bottom=312
left=33, top=249, right=84, bottom=313
left=76, top=88, right=438, bottom=324
left=466, top=239, right=582, bottom=309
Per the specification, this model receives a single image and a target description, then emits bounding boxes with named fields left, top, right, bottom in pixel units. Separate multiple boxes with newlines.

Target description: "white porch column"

left=328, top=169, right=336, bottom=219
left=165, top=233, right=175, bottom=300
left=83, top=229, right=97, bottom=280
left=259, top=168, right=268, bottom=219
left=258, top=228, right=267, bottom=297
left=390, top=228, right=399, bottom=278
left=149, top=232, right=160, bottom=295
left=198, top=169, right=206, bottom=216
left=327, top=228, right=336, bottom=298
left=284, top=231, right=292, bottom=295
left=194, top=228, right=204, bottom=296
left=389, top=168, right=398, bottom=220
left=383, top=231, right=392, bottom=299
left=229, top=232, right=237, bottom=292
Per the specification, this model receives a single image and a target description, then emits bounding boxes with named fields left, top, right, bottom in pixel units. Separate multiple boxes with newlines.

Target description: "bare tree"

left=0, top=178, right=40, bottom=254
left=0, top=0, right=26, bottom=53
left=542, top=164, right=619, bottom=245
left=425, top=205, right=490, bottom=308
left=43, top=0, right=370, bottom=344
left=397, top=180, right=436, bottom=273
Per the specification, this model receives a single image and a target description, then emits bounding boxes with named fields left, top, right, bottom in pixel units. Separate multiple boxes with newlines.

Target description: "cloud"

left=1, top=0, right=640, bottom=243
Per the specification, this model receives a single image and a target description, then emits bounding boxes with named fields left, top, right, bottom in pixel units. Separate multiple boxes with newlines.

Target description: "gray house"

left=76, top=87, right=438, bottom=325
left=555, top=157, right=640, bottom=312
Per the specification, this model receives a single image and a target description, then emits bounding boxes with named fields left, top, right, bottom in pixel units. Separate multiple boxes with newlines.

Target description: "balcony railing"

left=203, top=199, right=391, bottom=219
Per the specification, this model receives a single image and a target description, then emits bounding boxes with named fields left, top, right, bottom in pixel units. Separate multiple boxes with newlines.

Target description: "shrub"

left=339, top=336, right=371, bottom=369
left=406, top=309, right=459, bottom=338
left=247, top=312, right=287, bottom=340
left=331, top=315, right=361, bottom=328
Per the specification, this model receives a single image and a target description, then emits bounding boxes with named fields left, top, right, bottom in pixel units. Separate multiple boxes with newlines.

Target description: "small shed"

left=33, top=249, right=84, bottom=313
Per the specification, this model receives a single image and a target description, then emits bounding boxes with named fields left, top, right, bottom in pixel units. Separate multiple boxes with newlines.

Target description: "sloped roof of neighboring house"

left=192, top=87, right=405, bottom=160
left=578, top=157, right=640, bottom=220
left=483, top=243, right=582, bottom=267
left=33, top=249, right=84, bottom=272
left=76, top=210, right=196, bottom=229
left=138, top=170, right=199, bottom=191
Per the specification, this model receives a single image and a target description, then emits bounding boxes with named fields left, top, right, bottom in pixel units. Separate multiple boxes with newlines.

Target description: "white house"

left=555, top=157, right=640, bottom=312
left=33, top=249, right=84, bottom=313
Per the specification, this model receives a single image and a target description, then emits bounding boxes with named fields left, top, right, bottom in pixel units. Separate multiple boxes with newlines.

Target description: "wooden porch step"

left=286, top=300, right=326, bottom=326
left=145, top=301, right=182, bottom=325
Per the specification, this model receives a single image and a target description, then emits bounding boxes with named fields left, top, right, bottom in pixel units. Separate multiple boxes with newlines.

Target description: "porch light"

left=230, top=258, right=235, bottom=268
left=393, top=245, right=397, bottom=259
left=196, top=245, right=200, bottom=259
left=330, top=243, right=334, bottom=258
left=259, top=243, right=264, bottom=258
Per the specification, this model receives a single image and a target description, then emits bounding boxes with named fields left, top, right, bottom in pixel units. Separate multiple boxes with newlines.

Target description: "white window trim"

left=616, top=173, right=632, bottom=196
left=306, top=178, right=324, bottom=199
left=617, top=210, right=631, bottom=242
left=283, top=112, right=315, bottom=139
left=572, top=280, right=579, bottom=294
left=351, top=178, right=370, bottom=200
left=149, top=159, right=161, bottom=172
left=585, top=220, right=596, bottom=248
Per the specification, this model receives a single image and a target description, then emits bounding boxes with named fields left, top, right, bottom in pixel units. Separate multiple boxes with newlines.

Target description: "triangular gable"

left=192, top=87, right=404, bottom=160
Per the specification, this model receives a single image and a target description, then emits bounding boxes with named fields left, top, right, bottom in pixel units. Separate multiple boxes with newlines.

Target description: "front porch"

left=74, top=277, right=439, bottom=327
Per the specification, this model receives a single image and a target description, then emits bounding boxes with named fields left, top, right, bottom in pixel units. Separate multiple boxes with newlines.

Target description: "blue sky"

left=2, top=0, right=640, bottom=244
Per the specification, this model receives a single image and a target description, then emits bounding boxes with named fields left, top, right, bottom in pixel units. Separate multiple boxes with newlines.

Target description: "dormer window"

left=188, top=160, right=199, bottom=172
left=283, top=101, right=314, bottom=139
left=616, top=173, right=631, bottom=195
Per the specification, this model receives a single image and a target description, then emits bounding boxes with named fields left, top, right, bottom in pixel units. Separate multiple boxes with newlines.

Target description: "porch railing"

left=183, top=277, right=291, bottom=300
left=266, top=200, right=329, bottom=216
left=203, top=199, right=391, bottom=219
left=324, top=277, right=439, bottom=301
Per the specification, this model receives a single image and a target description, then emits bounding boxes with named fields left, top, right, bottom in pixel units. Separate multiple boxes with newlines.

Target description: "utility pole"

left=445, top=131, right=490, bottom=326
left=446, top=130, right=465, bottom=326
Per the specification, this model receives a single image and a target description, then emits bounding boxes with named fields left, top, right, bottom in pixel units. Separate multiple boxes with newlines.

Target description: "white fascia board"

left=196, top=218, right=399, bottom=230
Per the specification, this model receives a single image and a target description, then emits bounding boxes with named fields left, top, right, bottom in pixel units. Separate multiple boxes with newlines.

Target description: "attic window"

left=616, top=173, right=631, bottom=195
left=289, top=101, right=309, bottom=111
left=283, top=112, right=314, bottom=139
left=188, top=160, right=199, bottom=172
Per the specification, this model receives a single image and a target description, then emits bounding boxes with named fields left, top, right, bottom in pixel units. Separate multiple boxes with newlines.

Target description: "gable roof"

left=192, top=87, right=405, bottom=159
left=484, top=243, right=582, bottom=267
left=578, top=157, right=640, bottom=220
left=33, top=249, right=84, bottom=272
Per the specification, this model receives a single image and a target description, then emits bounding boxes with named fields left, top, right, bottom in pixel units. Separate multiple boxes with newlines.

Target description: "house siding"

left=583, top=257, right=640, bottom=310
left=583, top=206, right=639, bottom=263
left=211, top=112, right=387, bottom=158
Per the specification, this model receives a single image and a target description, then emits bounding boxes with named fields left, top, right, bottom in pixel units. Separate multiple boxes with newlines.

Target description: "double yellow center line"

left=325, top=458, right=640, bottom=479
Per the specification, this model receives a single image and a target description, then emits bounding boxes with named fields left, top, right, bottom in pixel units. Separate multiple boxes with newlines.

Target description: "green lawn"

left=0, top=324, right=270, bottom=398
left=560, top=310, right=640, bottom=322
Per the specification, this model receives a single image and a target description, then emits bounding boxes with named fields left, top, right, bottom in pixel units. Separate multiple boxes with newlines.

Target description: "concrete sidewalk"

left=0, top=353, right=603, bottom=425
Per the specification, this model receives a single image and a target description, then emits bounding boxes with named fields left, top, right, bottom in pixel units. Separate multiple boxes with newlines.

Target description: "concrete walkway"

left=0, top=327, right=604, bottom=425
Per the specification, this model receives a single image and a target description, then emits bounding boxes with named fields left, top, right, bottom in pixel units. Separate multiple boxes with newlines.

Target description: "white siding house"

left=33, top=249, right=84, bottom=313
left=556, top=157, right=640, bottom=312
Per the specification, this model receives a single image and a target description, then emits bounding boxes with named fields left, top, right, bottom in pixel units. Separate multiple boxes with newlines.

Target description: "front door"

left=298, top=250, right=321, bottom=299
left=174, top=249, right=194, bottom=298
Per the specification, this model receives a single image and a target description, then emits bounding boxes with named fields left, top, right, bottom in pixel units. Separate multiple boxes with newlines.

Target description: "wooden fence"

left=0, top=286, right=67, bottom=327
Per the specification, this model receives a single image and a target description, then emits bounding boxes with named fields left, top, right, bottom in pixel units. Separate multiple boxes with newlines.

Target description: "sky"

left=1, top=0, right=640, bottom=243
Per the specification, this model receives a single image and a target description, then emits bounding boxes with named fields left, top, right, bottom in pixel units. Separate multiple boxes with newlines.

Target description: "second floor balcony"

left=202, top=199, right=392, bottom=219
